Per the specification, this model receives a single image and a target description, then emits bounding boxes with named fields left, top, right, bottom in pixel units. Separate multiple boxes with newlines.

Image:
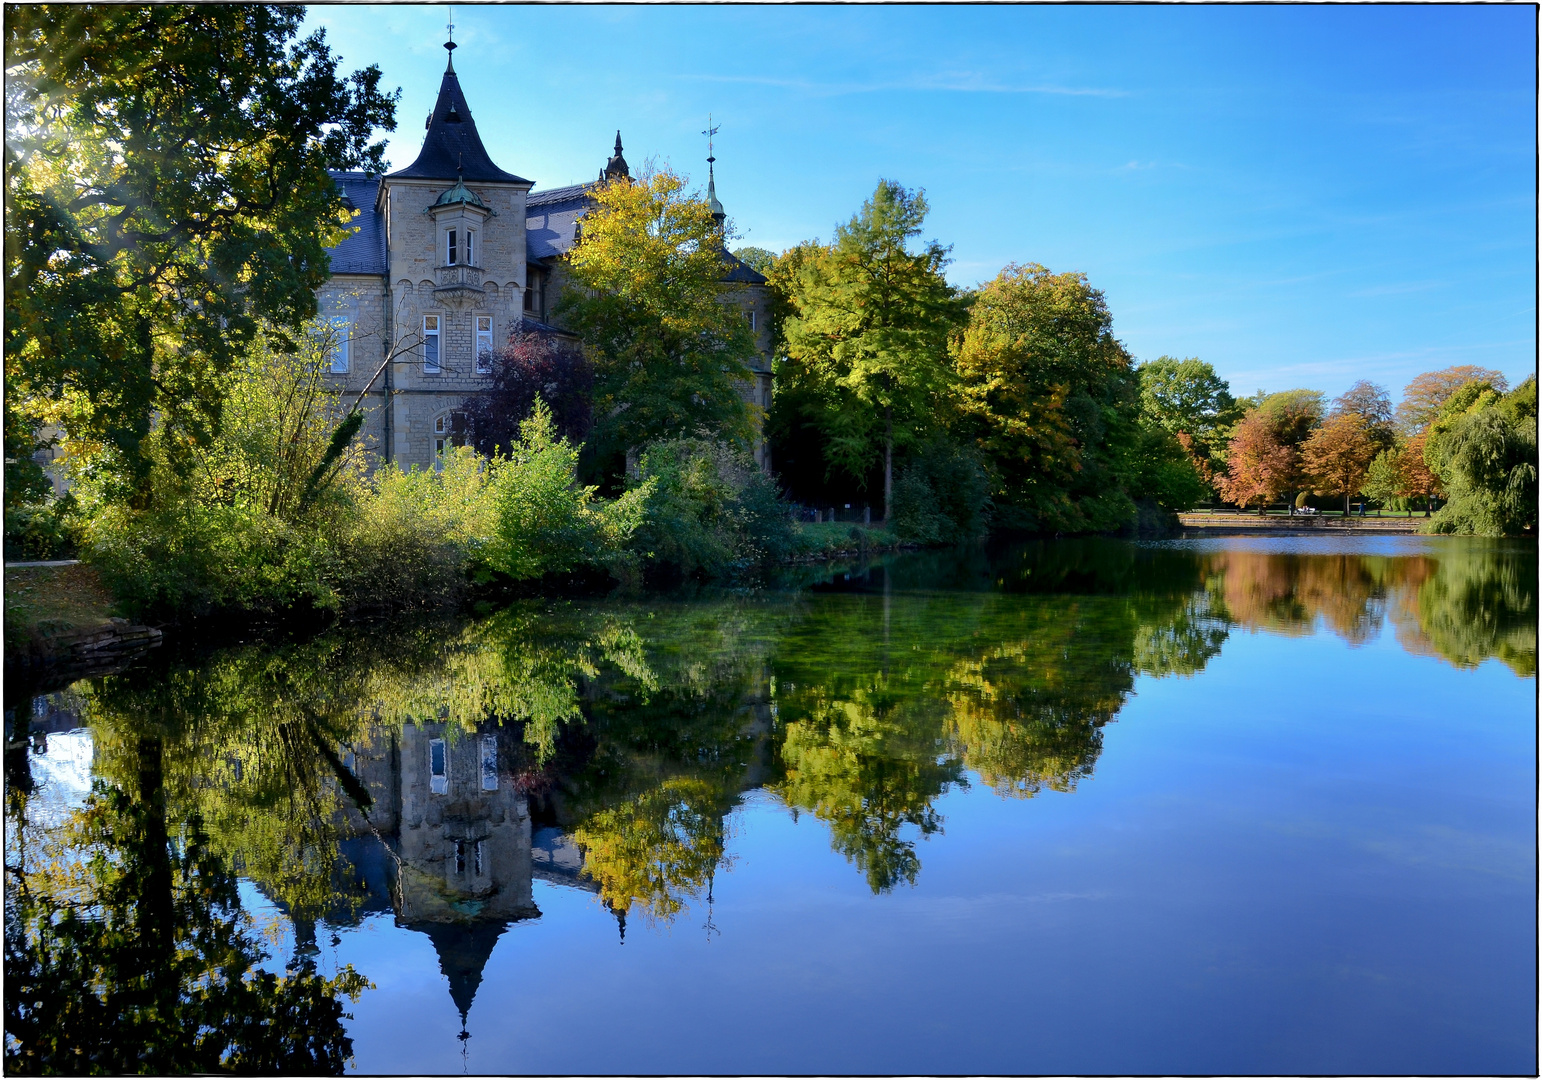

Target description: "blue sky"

left=303, top=4, right=1536, bottom=403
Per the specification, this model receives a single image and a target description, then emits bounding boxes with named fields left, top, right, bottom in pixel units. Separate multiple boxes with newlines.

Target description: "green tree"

left=1424, top=378, right=1537, bottom=536
left=780, top=181, right=963, bottom=514
left=1136, top=356, right=1239, bottom=468
left=4, top=5, right=398, bottom=503
left=952, top=263, right=1141, bottom=532
left=559, top=166, right=758, bottom=478
left=1362, top=448, right=1407, bottom=512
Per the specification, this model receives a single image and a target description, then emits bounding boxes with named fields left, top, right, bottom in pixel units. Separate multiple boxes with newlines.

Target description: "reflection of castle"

left=329, top=721, right=541, bottom=1032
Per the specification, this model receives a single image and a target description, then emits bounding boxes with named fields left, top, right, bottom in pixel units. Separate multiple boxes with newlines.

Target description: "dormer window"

left=446, top=228, right=476, bottom=266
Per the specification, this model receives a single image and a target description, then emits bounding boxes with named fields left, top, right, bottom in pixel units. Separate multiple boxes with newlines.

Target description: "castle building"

left=320, top=38, right=773, bottom=472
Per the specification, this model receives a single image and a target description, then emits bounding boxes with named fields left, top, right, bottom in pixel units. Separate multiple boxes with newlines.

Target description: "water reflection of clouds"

left=27, top=730, right=94, bottom=828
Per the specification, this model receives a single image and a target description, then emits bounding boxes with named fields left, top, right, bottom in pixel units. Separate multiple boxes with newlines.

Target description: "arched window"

left=433, top=412, right=450, bottom=456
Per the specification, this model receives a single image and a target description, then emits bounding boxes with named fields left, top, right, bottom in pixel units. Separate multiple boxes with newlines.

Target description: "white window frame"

left=433, top=413, right=449, bottom=457
left=328, top=318, right=351, bottom=374
left=476, top=316, right=493, bottom=373
left=746, top=310, right=756, bottom=332
left=464, top=229, right=475, bottom=267
left=429, top=737, right=448, bottom=795
left=481, top=733, right=498, bottom=791
left=422, top=314, right=440, bottom=373
left=446, top=229, right=457, bottom=267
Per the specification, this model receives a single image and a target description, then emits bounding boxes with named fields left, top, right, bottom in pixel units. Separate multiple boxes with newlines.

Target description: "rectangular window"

left=454, top=839, right=466, bottom=875
left=446, top=229, right=457, bottom=266
left=429, top=738, right=447, bottom=795
left=746, top=310, right=756, bottom=331
left=523, top=286, right=536, bottom=313
left=328, top=318, right=350, bottom=373
left=465, top=230, right=475, bottom=267
left=476, top=316, right=493, bottom=373
left=481, top=734, right=498, bottom=791
left=422, top=315, right=440, bottom=373
left=474, top=840, right=484, bottom=876
left=434, top=415, right=448, bottom=456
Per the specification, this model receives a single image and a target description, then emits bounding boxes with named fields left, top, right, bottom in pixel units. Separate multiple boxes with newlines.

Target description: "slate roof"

left=525, top=189, right=589, bottom=263
left=386, top=64, right=529, bottom=185
left=721, top=249, right=768, bottom=285
left=527, top=182, right=592, bottom=209
left=326, top=171, right=388, bottom=275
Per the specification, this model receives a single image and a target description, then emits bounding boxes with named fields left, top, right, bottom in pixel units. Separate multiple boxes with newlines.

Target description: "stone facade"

left=322, top=47, right=773, bottom=472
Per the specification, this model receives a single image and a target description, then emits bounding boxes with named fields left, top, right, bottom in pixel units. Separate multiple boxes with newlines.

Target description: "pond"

left=4, top=535, right=1535, bottom=1075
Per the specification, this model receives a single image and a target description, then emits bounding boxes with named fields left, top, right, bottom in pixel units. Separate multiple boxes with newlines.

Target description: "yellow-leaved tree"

left=558, top=166, right=758, bottom=479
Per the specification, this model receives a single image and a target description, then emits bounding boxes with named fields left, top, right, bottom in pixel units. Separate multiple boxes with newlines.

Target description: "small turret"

left=600, top=131, right=630, bottom=182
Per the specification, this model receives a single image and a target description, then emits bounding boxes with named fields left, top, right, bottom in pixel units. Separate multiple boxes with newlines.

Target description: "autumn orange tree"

left=1301, top=411, right=1378, bottom=514
left=1217, top=410, right=1295, bottom=513
left=1394, top=365, right=1509, bottom=435
left=1398, top=431, right=1443, bottom=514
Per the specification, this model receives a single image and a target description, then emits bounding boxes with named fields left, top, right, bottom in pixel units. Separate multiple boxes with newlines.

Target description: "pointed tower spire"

left=445, top=6, right=457, bottom=72
left=388, top=27, right=529, bottom=185
left=703, top=115, right=725, bottom=229
left=601, top=130, right=630, bottom=182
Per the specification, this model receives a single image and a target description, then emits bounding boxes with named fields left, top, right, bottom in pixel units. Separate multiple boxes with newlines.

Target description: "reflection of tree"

left=571, top=778, right=730, bottom=922
left=776, top=693, right=960, bottom=892
left=4, top=736, right=366, bottom=1074
left=1132, top=594, right=1229, bottom=678
left=1391, top=543, right=1536, bottom=677
left=1202, top=543, right=1536, bottom=677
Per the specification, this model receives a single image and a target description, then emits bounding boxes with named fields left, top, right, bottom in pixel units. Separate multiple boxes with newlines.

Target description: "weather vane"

left=702, top=115, right=720, bottom=164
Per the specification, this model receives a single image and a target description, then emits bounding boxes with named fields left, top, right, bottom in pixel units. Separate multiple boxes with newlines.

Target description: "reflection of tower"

left=334, top=719, right=539, bottom=1043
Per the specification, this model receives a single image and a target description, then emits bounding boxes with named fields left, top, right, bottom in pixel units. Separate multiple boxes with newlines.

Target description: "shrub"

left=889, top=441, right=991, bottom=545
left=629, top=439, right=795, bottom=578
left=483, top=400, right=649, bottom=582
left=4, top=497, right=77, bottom=562
left=332, top=449, right=489, bottom=613
left=75, top=324, right=374, bottom=619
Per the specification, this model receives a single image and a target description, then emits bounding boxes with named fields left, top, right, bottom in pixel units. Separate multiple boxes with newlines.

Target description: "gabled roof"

left=720, top=249, right=767, bottom=285
left=326, top=171, right=388, bottom=275
left=386, top=64, right=529, bottom=186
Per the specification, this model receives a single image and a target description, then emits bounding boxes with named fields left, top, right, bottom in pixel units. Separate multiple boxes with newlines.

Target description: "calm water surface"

left=5, top=536, right=1535, bottom=1074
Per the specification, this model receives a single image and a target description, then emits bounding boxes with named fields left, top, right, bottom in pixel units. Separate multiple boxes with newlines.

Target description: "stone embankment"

left=5, top=560, right=164, bottom=692
left=1176, top=513, right=1426, bottom=535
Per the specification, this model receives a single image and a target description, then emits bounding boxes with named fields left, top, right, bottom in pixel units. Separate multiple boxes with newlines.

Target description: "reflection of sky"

left=316, top=618, right=1534, bottom=1076
left=26, top=730, right=95, bottom=829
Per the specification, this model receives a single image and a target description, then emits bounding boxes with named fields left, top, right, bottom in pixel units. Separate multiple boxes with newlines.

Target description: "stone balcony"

left=433, top=264, right=487, bottom=306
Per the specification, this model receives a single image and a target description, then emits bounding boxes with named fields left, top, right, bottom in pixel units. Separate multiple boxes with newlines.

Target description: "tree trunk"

left=1344, top=490, right=1351, bottom=515
left=883, top=406, right=893, bottom=522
